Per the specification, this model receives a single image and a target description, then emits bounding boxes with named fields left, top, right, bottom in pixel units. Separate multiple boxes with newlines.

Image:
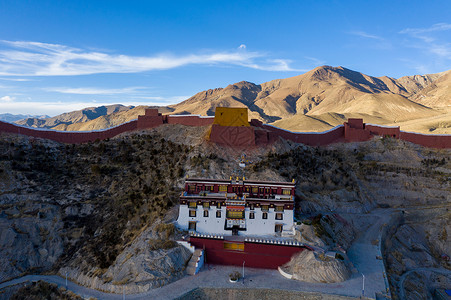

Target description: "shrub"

left=229, top=271, right=241, bottom=281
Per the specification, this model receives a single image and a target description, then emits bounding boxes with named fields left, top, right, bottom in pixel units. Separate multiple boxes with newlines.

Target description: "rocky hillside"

left=15, top=104, right=133, bottom=129
left=0, top=128, right=196, bottom=292
left=170, top=66, right=450, bottom=133
left=14, top=104, right=172, bottom=131
left=0, top=113, right=49, bottom=123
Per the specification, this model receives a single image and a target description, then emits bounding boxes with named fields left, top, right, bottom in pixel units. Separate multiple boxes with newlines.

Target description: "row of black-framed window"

left=189, top=210, right=283, bottom=220
left=188, top=202, right=284, bottom=212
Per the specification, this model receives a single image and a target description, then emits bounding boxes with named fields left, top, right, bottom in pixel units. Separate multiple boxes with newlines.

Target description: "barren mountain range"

left=15, top=66, right=451, bottom=134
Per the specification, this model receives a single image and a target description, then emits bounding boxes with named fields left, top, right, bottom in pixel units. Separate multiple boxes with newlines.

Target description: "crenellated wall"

left=1, top=108, right=450, bottom=149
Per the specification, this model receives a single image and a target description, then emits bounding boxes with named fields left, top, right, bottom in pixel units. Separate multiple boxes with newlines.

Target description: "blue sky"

left=1, top=0, right=451, bottom=116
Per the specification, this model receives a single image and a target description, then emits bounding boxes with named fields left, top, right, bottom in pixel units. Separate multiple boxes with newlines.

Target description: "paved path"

left=398, top=267, right=451, bottom=300
left=0, top=210, right=394, bottom=299
left=346, top=209, right=392, bottom=298
left=0, top=266, right=367, bottom=300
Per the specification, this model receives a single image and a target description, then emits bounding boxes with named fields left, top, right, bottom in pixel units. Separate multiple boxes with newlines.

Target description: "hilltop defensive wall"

left=0, top=108, right=450, bottom=148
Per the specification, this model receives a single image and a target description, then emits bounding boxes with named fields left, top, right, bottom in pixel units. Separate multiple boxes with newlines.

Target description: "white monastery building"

left=176, top=177, right=296, bottom=236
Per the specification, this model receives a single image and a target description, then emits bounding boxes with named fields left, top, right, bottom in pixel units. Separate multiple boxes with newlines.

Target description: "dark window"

left=249, top=212, right=255, bottom=219
left=275, top=213, right=283, bottom=220
left=216, top=210, right=221, bottom=218
left=189, top=222, right=196, bottom=231
left=262, top=212, right=268, bottom=219
left=203, top=202, right=210, bottom=209
left=261, top=205, right=269, bottom=211
left=189, top=210, right=196, bottom=217
left=250, top=204, right=254, bottom=210
left=188, top=202, right=197, bottom=208
left=275, top=206, right=284, bottom=212
left=275, top=224, right=283, bottom=233
left=226, top=211, right=245, bottom=219
left=203, top=210, right=209, bottom=217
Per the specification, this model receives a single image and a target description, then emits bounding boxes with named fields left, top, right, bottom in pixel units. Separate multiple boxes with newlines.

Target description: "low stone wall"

left=379, top=211, right=404, bottom=298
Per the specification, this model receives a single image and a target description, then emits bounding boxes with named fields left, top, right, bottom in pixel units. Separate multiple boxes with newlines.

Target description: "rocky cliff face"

left=60, top=223, right=192, bottom=294
left=0, top=202, right=64, bottom=282
left=0, top=130, right=193, bottom=289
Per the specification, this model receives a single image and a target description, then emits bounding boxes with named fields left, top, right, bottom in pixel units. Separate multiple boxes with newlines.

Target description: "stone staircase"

left=177, top=240, right=204, bottom=276
left=186, top=249, right=203, bottom=275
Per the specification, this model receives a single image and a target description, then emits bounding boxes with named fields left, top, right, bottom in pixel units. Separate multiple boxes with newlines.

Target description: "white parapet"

left=176, top=241, right=195, bottom=253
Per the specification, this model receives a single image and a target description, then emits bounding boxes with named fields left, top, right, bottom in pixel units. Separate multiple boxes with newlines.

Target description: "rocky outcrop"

left=295, top=213, right=357, bottom=251
left=59, top=223, right=192, bottom=294
left=283, top=250, right=351, bottom=283
left=0, top=202, right=64, bottom=282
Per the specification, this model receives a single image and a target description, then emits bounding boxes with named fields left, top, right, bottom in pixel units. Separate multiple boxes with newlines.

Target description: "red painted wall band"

left=189, top=237, right=307, bottom=269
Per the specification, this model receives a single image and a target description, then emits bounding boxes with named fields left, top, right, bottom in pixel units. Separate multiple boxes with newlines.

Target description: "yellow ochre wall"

left=213, top=107, right=250, bottom=127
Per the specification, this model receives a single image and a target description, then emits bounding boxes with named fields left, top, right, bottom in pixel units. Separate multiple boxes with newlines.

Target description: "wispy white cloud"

left=240, top=59, right=306, bottom=72
left=346, top=30, right=392, bottom=50
left=130, top=95, right=189, bottom=102
left=0, top=40, right=298, bottom=76
left=43, top=86, right=148, bottom=95
left=400, top=23, right=451, bottom=36
left=238, top=44, right=246, bottom=50
left=0, top=98, right=182, bottom=116
left=348, top=31, right=384, bottom=41
left=0, top=77, right=33, bottom=81
left=400, top=23, right=451, bottom=59
left=0, top=95, right=15, bottom=101
left=304, top=56, right=326, bottom=66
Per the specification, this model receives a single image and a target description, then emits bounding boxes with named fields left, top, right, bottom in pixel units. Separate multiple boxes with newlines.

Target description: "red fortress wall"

left=0, top=108, right=450, bottom=148
left=250, top=119, right=345, bottom=146
left=166, top=115, right=214, bottom=126
left=0, top=109, right=214, bottom=144
left=0, top=119, right=139, bottom=144
left=400, top=131, right=451, bottom=148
